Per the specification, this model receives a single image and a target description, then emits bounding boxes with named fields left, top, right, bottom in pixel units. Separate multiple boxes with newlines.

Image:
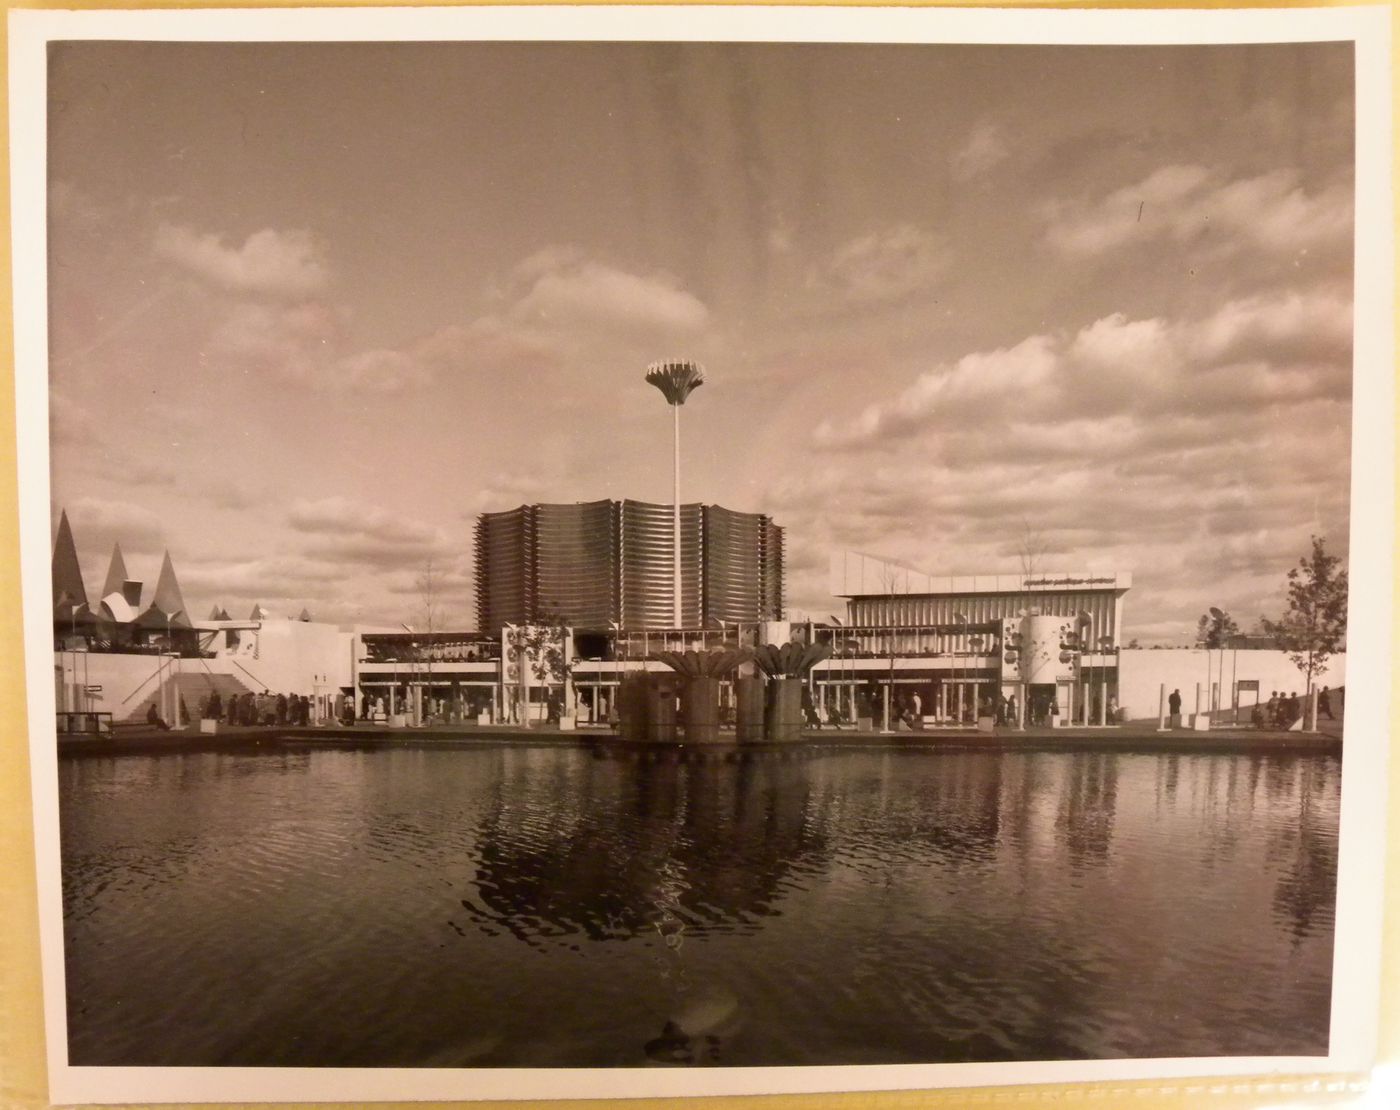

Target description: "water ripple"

left=59, top=747, right=1339, bottom=1066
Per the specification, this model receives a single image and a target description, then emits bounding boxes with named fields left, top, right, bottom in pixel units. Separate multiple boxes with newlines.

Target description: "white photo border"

left=9, top=4, right=1393, bottom=1104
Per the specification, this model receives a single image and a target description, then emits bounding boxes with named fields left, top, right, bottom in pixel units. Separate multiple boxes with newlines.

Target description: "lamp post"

left=1077, top=610, right=1092, bottom=725
left=1098, top=634, right=1115, bottom=725
left=968, top=632, right=985, bottom=723
left=645, top=360, right=705, bottom=629
left=401, top=623, right=418, bottom=725
left=165, top=609, right=183, bottom=728
left=1207, top=606, right=1227, bottom=720
left=953, top=613, right=968, bottom=724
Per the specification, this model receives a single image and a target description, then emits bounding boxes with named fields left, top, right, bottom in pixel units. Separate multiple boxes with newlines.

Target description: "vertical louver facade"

left=701, top=505, right=784, bottom=626
left=535, top=500, right=619, bottom=628
left=473, top=506, right=535, bottom=631
left=474, top=500, right=783, bottom=632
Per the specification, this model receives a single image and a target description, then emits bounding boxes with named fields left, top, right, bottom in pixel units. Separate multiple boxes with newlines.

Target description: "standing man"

left=1168, top=687, right=1182, bottom=728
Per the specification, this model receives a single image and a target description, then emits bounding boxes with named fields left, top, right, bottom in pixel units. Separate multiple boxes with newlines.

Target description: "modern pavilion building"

left=474, top=500, right=784, bottom=633
left=823, top=550, right=1132, bottom=726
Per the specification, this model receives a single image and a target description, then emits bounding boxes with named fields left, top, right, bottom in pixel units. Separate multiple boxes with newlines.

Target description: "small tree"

left=1196, top=609, right=1240, bottom=648
left=518, top=608, right=572, bottom=723
left=414, top=558, right=451, bottom=719
left=1261, top=536, right=1348, bottom=695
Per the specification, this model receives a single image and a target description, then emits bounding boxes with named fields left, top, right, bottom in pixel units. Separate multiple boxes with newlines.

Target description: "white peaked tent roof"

left=100, top=592, right=136, bottom=623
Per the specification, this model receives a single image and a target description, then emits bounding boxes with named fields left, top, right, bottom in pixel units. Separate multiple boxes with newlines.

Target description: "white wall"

left=54, top=650, right=232, bottom=720
left=55, top=621, right=355, bottom=722
left=227, top=620, right=352, bottom=695
left=1116, top=647, right=1346, bottom=722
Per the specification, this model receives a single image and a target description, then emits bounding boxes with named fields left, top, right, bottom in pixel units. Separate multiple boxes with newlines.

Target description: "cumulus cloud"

left=1189, top=289, right=1353, bottom=370
left=951, top=121, right=1010, bottom=181
left=507, top=247, right=709, bottom=333
left=208, top=300, right=456, bottom=394
left=814, top=334, right=1057, bottom=447
left=814, top=285, right=1351, bottom=449
left=289, top=496, right=439, bottom=547
left=810, top=225, right=949, bottom=306
left=464, top=471, right=563, bottom=515
left=198, top=478, right=263, bottom=512
left=177, top=554, right=345, bottom=600
left=155, top=224, right=329, bottom=297
left=206, top=246, right=704, bottom=394
left=209, top=299, right=341, bottom=377
left=1044, top=165, right=1352, bottom=257
left=337, top=348, right=433, bottom=393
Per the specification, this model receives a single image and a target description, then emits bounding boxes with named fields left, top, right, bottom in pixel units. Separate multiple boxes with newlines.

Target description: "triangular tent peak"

left=52, top=509, right=88, bottom=609
left=101, top=543, right=130, bottom=603
left=152, top=551, right=188, bottom=623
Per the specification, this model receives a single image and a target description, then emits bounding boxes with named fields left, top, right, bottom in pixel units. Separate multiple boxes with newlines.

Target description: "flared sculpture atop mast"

left=646, top=360, right=706, bottom=626
left=645, top=360, right=705, bottom=406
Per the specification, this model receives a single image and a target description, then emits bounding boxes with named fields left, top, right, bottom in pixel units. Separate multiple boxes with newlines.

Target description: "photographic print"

left=10, top=5, right=1391, bottom=1104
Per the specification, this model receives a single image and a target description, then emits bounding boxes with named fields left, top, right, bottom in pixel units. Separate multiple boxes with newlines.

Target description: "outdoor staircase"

left=125, top=670, right=255, bottom=726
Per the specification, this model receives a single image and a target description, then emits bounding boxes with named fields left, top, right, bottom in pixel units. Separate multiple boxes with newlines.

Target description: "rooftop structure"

left=831, top=550, right=1131, bottom=647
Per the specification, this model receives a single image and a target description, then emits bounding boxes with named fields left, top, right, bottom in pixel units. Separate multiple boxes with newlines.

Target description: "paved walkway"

left=59, top=716, right=1344, bottom=756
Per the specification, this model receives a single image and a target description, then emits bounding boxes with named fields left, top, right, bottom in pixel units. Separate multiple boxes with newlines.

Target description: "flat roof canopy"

left=830, top=551, right=1131, bottom=599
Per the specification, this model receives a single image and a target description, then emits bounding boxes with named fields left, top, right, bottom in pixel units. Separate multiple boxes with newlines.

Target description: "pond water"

left=59, top=744, right=1338, bottom=1067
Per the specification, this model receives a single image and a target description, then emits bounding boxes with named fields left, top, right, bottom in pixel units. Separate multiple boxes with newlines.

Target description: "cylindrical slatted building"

left=475, top=500, right=783, bottom=633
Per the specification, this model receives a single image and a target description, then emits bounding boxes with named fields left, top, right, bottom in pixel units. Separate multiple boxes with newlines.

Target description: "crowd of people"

left=1252, top=686, right=1338, bottom=730
left=199, top=690, right=319, bottom=727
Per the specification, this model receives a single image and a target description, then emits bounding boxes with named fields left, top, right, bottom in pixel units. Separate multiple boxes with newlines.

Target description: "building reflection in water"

left=1054, top=753, right=1120, bottom=869
left=1268, top=757, right=1340, bottom=942
left=461, top=752, right=830, bottom=947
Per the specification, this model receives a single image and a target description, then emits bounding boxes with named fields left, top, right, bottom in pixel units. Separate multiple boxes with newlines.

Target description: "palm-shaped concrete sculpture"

left=751, top=641, right=831, bottom=679
left=656, top=647, right=750, bottom=744
left=655, top=647, right=749, bottom=678
left=646, top=360, right=705, bottom=627
left=751, top=640, right=833, bottom=743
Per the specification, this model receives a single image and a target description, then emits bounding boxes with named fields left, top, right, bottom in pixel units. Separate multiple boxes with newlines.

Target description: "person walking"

left=1168, top=688, right=1182, bottom=728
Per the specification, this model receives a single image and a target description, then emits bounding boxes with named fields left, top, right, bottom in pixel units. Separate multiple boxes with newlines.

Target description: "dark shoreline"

left=57, top=721, right=1343, bottom=758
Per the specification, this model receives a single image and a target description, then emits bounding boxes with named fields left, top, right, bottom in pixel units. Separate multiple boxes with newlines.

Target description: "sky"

left=45, top=38, right=1355, bottom=641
